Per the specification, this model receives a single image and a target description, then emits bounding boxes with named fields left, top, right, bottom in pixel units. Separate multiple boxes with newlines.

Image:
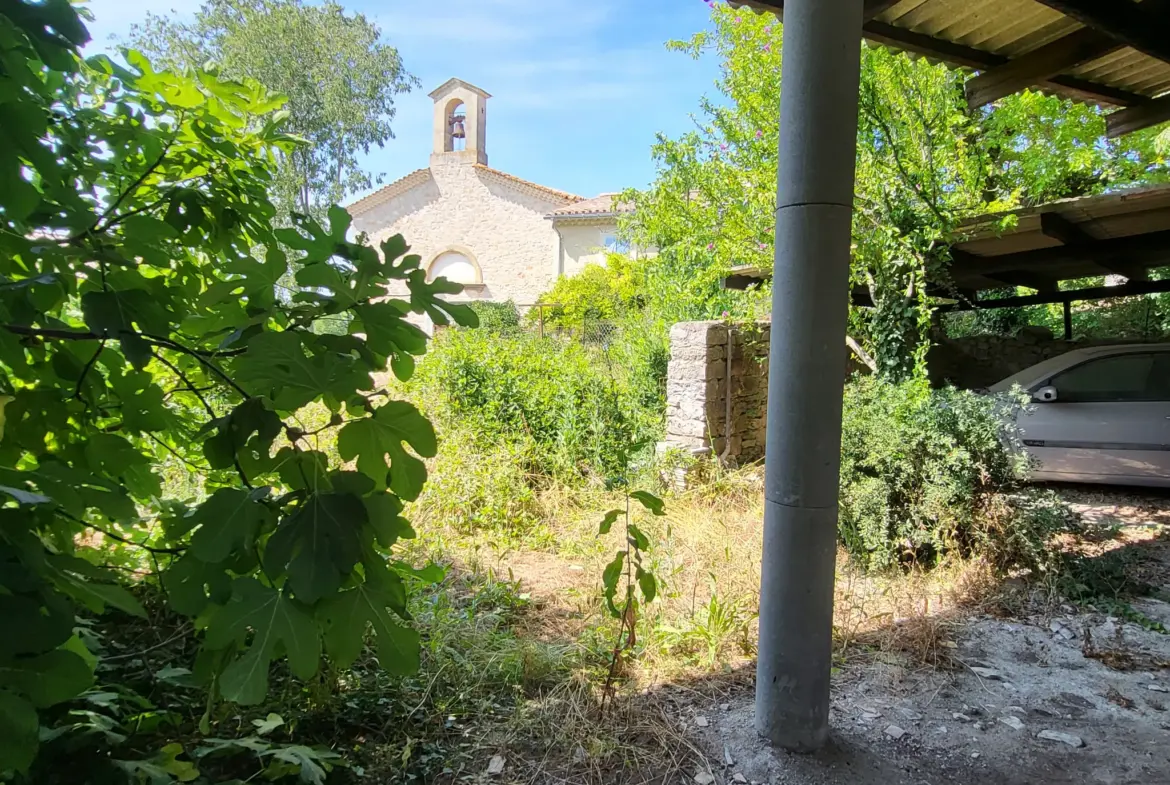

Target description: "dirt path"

left=692, top=484, right=1170, bottom=785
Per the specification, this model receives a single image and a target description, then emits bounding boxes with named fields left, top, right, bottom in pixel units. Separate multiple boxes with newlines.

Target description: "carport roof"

left=725, top=183, right=1170, bottom=307
left=737, top=0, right=1170, bottom=137
left=949, top=184, right=1170, bottom=294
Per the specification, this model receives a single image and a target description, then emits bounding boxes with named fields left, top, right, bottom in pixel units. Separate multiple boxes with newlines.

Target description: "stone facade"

left=346, top=78, right=624, bottom=323
left=350, top=158, right=575, bottom=308
left=663, top=321, right=771, bottom=465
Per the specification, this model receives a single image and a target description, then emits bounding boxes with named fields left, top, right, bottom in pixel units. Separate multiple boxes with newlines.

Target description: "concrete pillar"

left=755, top=0, right=864, bottom=752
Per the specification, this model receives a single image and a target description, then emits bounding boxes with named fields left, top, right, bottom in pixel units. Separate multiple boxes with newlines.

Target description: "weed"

left=654, top=588, right=756, bottom=668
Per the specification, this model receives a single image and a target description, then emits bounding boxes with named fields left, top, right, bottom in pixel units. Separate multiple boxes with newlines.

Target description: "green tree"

left=127, top=0, right=418, bottom=218
left=623, top=6, right=1169, bottom=377
left=0, top=1, right=470, bottom=775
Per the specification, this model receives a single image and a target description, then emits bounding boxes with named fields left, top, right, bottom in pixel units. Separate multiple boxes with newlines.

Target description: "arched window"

left=427, top=248, right=483, bottom=290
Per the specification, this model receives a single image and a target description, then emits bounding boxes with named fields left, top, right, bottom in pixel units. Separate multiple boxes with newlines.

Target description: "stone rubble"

left=1000, top=716, right=1026, bottom=731
left=1037, top=730, right=1085, bottom=748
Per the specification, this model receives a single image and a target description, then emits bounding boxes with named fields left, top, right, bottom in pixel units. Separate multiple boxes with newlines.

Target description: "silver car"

left=988, top=344, right=1170, bottom=488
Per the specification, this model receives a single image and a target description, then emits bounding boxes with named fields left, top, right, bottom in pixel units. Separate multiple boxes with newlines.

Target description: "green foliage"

left=598, top=491, right=663, bottom=620
left=0, top=2, right=470, bottom=774
left=654, top=588, right=754, bottom=668
left=533, top=254, right=644, bottom=329
left=127, top=0, right=418, bottom=217
left=624, top=6, right=1169, bottom=378
left=410, top=427, right=544, bottom=536
left=411, top=329, right=656, bottom=479
left=466, top=300, right=522, bottom=334
left=837, top=376, right=1062, bottom=570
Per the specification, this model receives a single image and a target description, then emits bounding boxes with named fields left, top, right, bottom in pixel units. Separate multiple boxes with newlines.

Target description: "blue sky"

left=82, top=0, right=724, bottom=200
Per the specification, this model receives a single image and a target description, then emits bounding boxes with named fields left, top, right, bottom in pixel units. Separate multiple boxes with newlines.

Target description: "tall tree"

left=622, top=6, right=1169, bottom=377
left=128, top=0, right=418, bottom=218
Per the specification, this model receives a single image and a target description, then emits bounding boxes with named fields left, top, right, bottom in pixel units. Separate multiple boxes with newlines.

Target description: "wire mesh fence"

left=494, top=303, right=622, bottom=348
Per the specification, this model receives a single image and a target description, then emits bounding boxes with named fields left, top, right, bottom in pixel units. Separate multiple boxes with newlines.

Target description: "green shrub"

left=411, top=426, right=545, bottom=536
left=838, top=376, right=1049, bottom=570
left=532, top=254, right=644, bottom=329
left=467, top=300, right=522, bottom=334
left=411, top=328, right=658, bottom=479
left=607, top=314, right=670, bottom=415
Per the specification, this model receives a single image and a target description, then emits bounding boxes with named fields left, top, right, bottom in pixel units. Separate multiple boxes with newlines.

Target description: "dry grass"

left=408, top=461, right=1014, bottom=687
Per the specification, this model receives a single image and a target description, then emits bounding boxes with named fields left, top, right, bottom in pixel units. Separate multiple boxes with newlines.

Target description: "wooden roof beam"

left=751, top=0, right=1145, bottom=107
left=960, top=227, right=1170, bottom=275
left=1034, top=0, right=1170, bottom=67
left=1106, top=93, right=1170, bottom=138
left=965, top=27, right=1122, bottom=109
left=1039, top=211, right=1091, bottom=245
left=1040, top=211, right=1149, bottom=279
left=943, top=276, right=1170, bottom=311
left=861, top=21, right=1143, bottom=107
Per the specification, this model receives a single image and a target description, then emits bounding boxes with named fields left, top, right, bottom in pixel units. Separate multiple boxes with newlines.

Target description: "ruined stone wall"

left=662, top=321, right=770, bottom=465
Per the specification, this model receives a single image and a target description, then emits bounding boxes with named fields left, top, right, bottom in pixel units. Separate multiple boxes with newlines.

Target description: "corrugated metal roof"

left=736, top=0, right=1170, bottom=109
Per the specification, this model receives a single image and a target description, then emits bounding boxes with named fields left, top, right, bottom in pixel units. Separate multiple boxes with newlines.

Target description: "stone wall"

left=661, top=321, right=1150, bottom=468
left=928, top=327, right=1140, bottom=390
left=662, top=321, right=770, bottom=465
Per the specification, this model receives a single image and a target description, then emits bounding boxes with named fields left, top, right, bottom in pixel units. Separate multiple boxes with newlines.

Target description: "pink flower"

left=720, top=143, right=728, bottom=150
left=735, top=16, right=742, bottom=23
left=722, top=310, right=730, bottom=318
left=755, top=129, right=763, bottom=138
left=707, top=243, right=715, bottom=250
left=758, top=242, right=766, bottom=249
left=763, top=43, right=771, bottom=53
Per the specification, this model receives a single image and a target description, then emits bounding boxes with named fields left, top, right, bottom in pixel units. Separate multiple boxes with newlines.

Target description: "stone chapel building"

left=347, top=78, right=632, bottom=321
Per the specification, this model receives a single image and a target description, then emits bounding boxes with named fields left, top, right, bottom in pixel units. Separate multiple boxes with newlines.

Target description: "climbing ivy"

left=0, top=0, right=474, bottom=774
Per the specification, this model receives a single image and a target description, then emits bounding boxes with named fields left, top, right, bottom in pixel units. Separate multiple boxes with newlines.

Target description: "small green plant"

left=656, top=588, right=755, bottom=668
left=597, top=485, right=664, bottom=707
left=531, top=254, right=644, bottom=330
left=1056, top=545, right=1168, bottom=633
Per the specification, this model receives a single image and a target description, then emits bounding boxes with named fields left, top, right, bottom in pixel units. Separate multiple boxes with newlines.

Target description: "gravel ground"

left=686, top=484, right=1170, bottom=785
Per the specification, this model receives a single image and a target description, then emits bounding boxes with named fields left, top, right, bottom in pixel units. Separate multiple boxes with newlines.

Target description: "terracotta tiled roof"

left=547, top=193, right=633, bottom=220
left=471, top=165, right=581, bottom=204
left=345, top=168, right=433, bottom=216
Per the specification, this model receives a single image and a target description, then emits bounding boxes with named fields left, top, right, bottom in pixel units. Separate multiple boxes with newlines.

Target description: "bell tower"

left=429, top=78, right=490, bottom=166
